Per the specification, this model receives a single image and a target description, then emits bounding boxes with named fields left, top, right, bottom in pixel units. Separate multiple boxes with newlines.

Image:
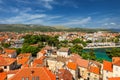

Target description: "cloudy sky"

left=0, top=0, right=120, bottom=28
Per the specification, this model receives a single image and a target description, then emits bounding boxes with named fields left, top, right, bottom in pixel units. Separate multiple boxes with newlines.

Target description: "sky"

left=0, top=0, right=120, bottom=28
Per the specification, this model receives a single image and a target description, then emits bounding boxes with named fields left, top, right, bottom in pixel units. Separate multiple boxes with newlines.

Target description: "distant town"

left=0, top=31, right=120, bottom=80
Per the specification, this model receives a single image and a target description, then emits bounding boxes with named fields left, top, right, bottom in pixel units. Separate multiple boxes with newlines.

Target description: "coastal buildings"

left=0, top=31, right=120, bottom=80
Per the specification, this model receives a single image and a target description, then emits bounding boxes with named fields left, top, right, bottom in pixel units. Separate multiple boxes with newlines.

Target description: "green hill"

left=0, top=24, right=109, bottom=32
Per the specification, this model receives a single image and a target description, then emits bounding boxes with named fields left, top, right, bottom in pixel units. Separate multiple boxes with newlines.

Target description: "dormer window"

left=36, top=76, right=39, bottom=80
left=32, top=76, right=39, bottom=80
left=22, top=77, right=29, bottom=80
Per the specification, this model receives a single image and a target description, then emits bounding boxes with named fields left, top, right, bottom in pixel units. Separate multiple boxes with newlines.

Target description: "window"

left=36, top=76, right=39, bottom=80
left=106, top=77, right=108, bottom=79
left=32, top=77, right=35, bottom=80
left=116, top=67, right=118, bottom=71
left=88, top=73, right=90, bottom=76
left=22, top=77, right=29, bottom=80
left=22, top=77, right=25, bottom=80
left=4, top=66, right=7, bottom=69
left=26, top=77, right=29, bottom=80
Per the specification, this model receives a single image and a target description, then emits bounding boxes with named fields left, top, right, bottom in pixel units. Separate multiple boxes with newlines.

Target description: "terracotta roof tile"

left=38, top=50, right=46, bottom=55
left=17, top=57, right=29, bottom=65
left=69, top=54, right=82, bottom=62
left=7, top=70, right=19, bottom=74
left=76, top=58, right=89, bottom=68
left=57, top=69, right=73, bottom=80
left=0, top=72, right=7, bottom=80
left=0, top=56, right=16, bottom=66
left=112, top=57, right=120, bottom=66
left=108, top=77, right=120, bottom=80
left=4, top=49, right=16, bottom=54
left=89, top=66, right=100, bottom=75
left=67, top=62, right=77, bottom=70
left=9, top=67, right=56, bottom=80
left=113, top=60, right=120, bottom=66
left=103, top=60, right=113, bottom=72
left=17, top=53, right=31, bottom=65
left=32, top=57, right=45, bottom=66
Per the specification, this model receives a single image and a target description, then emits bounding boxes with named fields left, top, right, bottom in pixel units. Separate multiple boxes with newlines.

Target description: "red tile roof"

left=0, top=72, right=7, bottom=80
left=17, top=53, right=31, bottom=65
left=57, top=69, right=73, bottom=80
left=112, top=57, right=120, bottom=63
left=108, top=77, right=120, bottom=80
left=17, top=57, right=29, bottom=65
left=7, top=70, right=19, bottom=74
left=76, top=58, right=89, bottom=68
left=38, top=50, right=46, bottom=55
left=0, top=56, right=16, bottom=66
left=4, top=49, right=16, bottom=54
left=33, top=56, right=45, bottom=65
left=89, top=66, right=100, bottom=75
left=113, top=60, right=120, bottom=66
left=9, top=67, right=56, bottom=80
left=103, top=60, right=113, bottom=72
left=69, top=54, right=82, bottom=62
left=112, top=57, right=120, bottom=66
left=67, top=62, right=77, bottom=70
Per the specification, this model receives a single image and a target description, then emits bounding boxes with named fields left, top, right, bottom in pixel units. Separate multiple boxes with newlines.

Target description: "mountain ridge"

left=0, top=24, right=113, bottom=32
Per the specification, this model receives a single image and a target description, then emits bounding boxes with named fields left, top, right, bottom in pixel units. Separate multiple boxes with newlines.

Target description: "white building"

left=57, top=47, right=70, bottom=57
left=112, top=57, right=120, bottom=77
left=103, top=60, right=113, bottom=80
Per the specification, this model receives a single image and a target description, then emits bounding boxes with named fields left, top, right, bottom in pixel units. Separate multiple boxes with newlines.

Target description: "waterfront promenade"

left=84, top=42, right=120, bottom=49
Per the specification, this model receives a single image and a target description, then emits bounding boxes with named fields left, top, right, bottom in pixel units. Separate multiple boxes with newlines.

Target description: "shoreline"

left=84, top=46, right=120, bottom=49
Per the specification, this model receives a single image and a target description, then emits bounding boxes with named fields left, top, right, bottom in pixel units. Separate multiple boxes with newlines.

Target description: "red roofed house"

left=76, top=58, right=89, bottom=80
left=17, top=53, right=32, bottom=68
left=88, top=66, right=100, bottom=80
left=37, top=49, right=46, bottom=59
left=112, top=57, right=120, bottom=77
left=0, top=56, right=17, bottom=71
left=9, top=67, right=56, bottom=80
left=4, top=49, right=17, bottom=58
left=43, top=46, right=53, bottom=56
left=32, top=56, right=45, bottom=67
left=67, top=62, right=78, bottom=80
left=103, top=60, right=113, bottom=80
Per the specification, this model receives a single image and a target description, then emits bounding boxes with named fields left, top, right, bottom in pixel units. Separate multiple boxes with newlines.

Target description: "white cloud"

left=41, top=0, right=54, bottom=9
left=103, top=22, right=116, bottom=26
left=0, top=13, right=46, bottom=24
left=62, top=17, right=91, bottom=26
left=103, top=23, right=108, bottom=26
left=110, top=22, right=116, bottom=25
left=0, top=11, right=63, bottom=25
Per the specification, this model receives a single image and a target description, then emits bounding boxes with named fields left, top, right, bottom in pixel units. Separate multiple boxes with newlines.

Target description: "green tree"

left=70, top=44, right=83, bottom=55
left=106, top=48, right=120, bottom=58
left=2, top=43, right=11, bottom=48
left=71, top=38, right=87, bottom=47
left=16, top=48, right=21, bottom=55
left=21, top=45, right=39, bottom=56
